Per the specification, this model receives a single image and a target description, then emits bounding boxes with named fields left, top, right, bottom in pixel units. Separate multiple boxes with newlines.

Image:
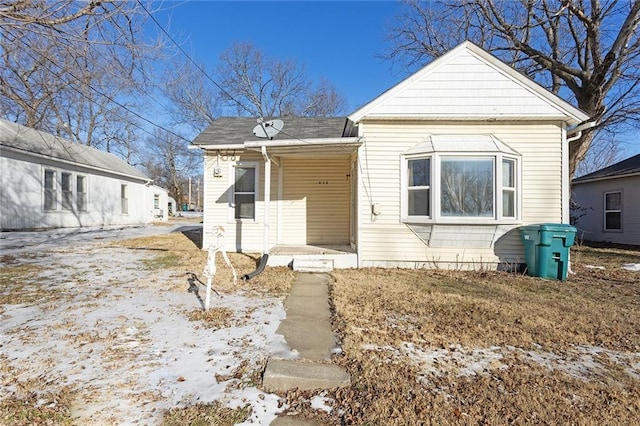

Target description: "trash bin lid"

left=538, top=223, right=577, bottom=233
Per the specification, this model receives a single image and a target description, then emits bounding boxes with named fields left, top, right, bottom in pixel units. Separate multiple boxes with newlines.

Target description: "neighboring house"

left=571, top=154, right=640, bottom=246
left=0, top=119, right=169, bottom=230
left=191, top=41, right=590, bottom=269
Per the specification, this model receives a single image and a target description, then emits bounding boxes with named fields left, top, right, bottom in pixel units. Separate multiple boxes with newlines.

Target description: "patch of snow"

left=584, top=265, right=606, bottom=270
left=310, top=392, right=333, bottom=413
left=365, top=342, right=640, bottom=386
left=622, top=263, right=640, bottom=271
left=0, top=225, right=287, bottom=425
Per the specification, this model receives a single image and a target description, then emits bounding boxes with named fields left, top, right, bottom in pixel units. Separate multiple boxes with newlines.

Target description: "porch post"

left=262, top=146, right=271, bottom=255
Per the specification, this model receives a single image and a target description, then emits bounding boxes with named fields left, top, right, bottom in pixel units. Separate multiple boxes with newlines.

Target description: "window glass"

left=408, top=158, right=430, bottom=216
left=61, top=172, right=72, bottom=210
left=604, top=192, right=622, bottom=230
left=502, top=159, right=516, bottom=218
left=234, top=167, right=256, bottom=219
left=441, top=158, right=493, bottom=217
left=605, top=192, right=621, bottom=210
left=121, top=184, right=128, bottom=214
left=44, top=170, right=56, bottom=210
left=408, top=159, right=430, bottom=187
left=77, top=176, right=87, bottom=211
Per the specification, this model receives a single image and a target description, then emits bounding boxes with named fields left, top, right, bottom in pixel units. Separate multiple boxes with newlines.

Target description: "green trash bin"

left=520, top=224, right=577, bottom=280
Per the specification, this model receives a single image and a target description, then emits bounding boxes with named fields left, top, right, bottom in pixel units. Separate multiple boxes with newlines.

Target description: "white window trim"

left=121, top=183, right=129, bottom=215
left=603, top=190, right=622, bottom=232
left=61, top=171, right=73, bottom=211
left=76, top=174, right=88, bottom=212
left=43, top=168, right=57, bottom=212
left=228, top=161, right=260, bottom=223
left=401, top=151, right=522, bottom=224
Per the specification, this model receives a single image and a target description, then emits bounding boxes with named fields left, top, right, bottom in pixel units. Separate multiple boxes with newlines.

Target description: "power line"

left=11, top=34, right=192, bottom=145
left=136, top=0, right=256, bottom=118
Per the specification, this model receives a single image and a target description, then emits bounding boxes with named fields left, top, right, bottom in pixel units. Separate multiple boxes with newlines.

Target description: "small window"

left=77, top=175, right=87, bottom=211
left=502, top=159, right=516, bottom=218
left=407, top=158, right=431, bottom=217
left=604, top=191, right=622, bottom=231
left=61, top=172, right=72, bottom=210
left=234, top=166, right=256, bottom=219
left=44, top=169, right=56, bottom=211
left=121, top=184, right=128, bottom=214
left=153, top=194, right=160, bottom=209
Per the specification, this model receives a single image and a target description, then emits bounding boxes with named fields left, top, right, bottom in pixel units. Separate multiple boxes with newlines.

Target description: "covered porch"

left=251, top=137, right=362, bottom=268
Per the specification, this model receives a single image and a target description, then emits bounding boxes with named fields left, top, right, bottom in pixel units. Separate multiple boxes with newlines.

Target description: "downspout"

left=260, top=145, right=280, bottom=254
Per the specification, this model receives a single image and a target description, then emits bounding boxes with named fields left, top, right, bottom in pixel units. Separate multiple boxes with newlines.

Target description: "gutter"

left=567, top=120, right=597, bottom=143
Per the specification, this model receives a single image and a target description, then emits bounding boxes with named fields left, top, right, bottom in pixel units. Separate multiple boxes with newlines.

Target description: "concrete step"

left=292, top=259, right=333, bottom=273
left=262, top=358, right=351, bottom=392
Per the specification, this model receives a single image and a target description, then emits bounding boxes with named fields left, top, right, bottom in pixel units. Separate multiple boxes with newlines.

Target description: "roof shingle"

left=191, top=116, right=350, bottom=146
left=0, top=119, right=149, bottom=180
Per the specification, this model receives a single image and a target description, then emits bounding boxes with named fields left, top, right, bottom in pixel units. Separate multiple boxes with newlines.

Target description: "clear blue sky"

left=153, top=0, right=404, bottom=113
left=150, top=1, right=638, bottom=159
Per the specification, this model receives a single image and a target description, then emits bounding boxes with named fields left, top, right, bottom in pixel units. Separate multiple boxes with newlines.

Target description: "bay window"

left=402, top=135, right=521, bottom=223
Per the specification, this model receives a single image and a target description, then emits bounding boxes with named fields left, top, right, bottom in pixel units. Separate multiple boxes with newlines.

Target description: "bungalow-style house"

left=191, top=41, right=590, bottom=270
left=0, top=119, right=169, bottom=230
left=571, top=154, right=640, bottom=246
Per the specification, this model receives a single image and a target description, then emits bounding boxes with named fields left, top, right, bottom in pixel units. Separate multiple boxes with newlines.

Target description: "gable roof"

left=349, top=41, right=590, bottom=126
left=191, top=116, right=351, bottom=148
left=0, top=119, right=149, bottom=181
left=572, top=154, right=640, bottom=184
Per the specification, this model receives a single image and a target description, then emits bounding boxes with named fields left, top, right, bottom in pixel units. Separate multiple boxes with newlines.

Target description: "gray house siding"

left=0, top=119, right=166, bottom=230
left=572, top=175, right=640, bottom=245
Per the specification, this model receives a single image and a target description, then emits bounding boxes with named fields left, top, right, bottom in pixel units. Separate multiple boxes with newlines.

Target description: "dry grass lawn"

left=3, top=229, right=638, bottom=425
left=324, top=244, right=640, bottom=425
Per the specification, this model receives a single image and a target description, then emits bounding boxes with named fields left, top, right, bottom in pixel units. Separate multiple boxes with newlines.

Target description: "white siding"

left=572, top=176, right=640, bottom=245
left=281, top=156, right=350, bottom=245
left=364, top=50, right=568, bottom=119
left=1, top=151, right=153, bottom=230
left=357, top=121, right=564, bottom=267
left=202, top=152, right=351, bottom=251
left=202, top=151, right=269, bottom=252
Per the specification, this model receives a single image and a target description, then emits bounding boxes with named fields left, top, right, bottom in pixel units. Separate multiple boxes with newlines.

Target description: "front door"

left=281, top=155, right=350, bottom=245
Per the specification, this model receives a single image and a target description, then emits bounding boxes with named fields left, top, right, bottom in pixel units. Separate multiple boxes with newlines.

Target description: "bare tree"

left=215, top=42, right=348, bottom=118
left=141, top=128, right=199, bottom=206
left=0, top=0, right=162, bottom=150
left=386, top=0, right=640, bottom=177
left=163, top=59, right=222, bottom=133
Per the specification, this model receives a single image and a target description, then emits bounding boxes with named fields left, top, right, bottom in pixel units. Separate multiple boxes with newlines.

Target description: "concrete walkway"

left=263, top=273, right=351, bottom=424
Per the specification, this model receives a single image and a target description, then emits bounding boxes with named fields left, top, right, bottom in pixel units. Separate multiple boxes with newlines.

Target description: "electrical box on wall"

left=213, top=167, right=222, bottom=177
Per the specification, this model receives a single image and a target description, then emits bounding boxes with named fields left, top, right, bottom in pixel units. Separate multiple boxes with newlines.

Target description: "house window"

left=77, top=175, right=87, bottom=211
left=61, top=172, right=72, bottom=210
left=154, top=194, right=160, bottom=209
left=502, top=159, right=516, bottom=218
left=43, top=169, right=56, bottom=211
left=407, top=158, right=431, bottom=217
left=604, top=191, right=622, bottom=231
left=234, top=165, right=257, bottom=219
left=441, top=157, right=493, bottom=217
left=121, top=184, right=128, bottom=214
left=401, top=135, right=520, bottom=223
